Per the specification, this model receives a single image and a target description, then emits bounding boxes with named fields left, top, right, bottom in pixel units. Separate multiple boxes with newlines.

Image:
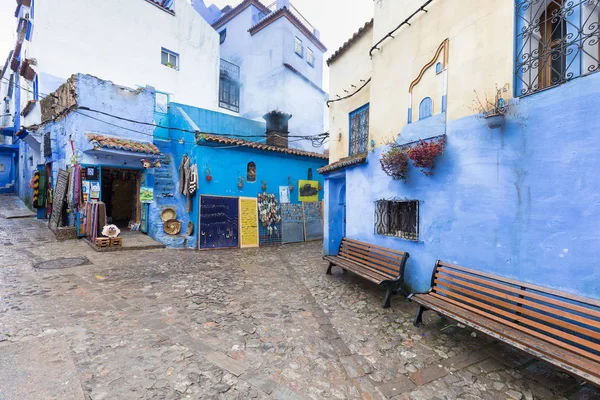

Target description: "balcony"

left=263, top=0, right=318, bottom=38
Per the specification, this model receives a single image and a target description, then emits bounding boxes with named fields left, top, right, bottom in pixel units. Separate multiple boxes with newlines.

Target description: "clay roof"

left=198, top=133, right=328, bottom=160
left=212, top=0, right=271, bottom=30
left=327, top=19, right=373, bottom=66
left=249, top=7, right=326, bottom=52
left=86, top=133, right=160, bottom=155
left=317, top=153, right=368, bottom=174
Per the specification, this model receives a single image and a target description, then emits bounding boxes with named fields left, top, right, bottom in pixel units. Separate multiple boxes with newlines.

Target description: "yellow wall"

left=327, top=0, right=514, bottom=163
left=327, top=26, right=373, bottom=163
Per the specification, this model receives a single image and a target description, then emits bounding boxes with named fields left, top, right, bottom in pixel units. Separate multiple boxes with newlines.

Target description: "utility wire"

left=326, top=78, right=371, bottom=107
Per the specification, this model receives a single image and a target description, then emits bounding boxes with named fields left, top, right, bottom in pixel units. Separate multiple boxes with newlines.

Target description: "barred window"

left=295, top=37, right=304, bottom=57
left=349, top=104, right=369, bottom=155
left=375, top=200, right=419, bottom=241
left=515, top=0, right=600, bottom=96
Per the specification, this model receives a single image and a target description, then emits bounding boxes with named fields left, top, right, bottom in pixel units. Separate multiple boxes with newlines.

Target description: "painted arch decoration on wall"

left=407, top=39, right=449, bottom=124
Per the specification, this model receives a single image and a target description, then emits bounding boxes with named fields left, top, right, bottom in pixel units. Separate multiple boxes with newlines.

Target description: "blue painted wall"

left=149, top=102, right=327, bottom=249
left=325, top=72, right=600, bottom=300
left=0, top=146, right=18, bottom=194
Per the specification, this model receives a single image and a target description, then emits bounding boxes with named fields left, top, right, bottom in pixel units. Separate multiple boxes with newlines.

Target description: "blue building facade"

left=323, top=0, right=600, bottom=300
left=150, top=102, right=327, bottom=249
left=194, top=0, right=328, bottom=152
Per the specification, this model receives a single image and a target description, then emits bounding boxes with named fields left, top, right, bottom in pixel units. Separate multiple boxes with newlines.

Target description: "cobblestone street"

left=0, top=196, right=597, bottom=400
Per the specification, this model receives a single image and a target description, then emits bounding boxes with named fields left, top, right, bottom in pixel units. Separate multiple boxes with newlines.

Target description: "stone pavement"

left=0, top=195, right=598, bottom=399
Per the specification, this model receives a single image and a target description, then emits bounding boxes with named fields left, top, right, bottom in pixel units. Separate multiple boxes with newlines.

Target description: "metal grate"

left=375, top=200, right=419, bottom=241
left=34, top=257, right=91, bottom=270
left=259, top=220, right=282, bottom=246
left=515, top=0, right=600, bottom=96
left=349, top=105, right=369, bottom=155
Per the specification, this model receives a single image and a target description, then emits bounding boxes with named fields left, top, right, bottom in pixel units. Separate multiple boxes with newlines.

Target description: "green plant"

left=380, top=147, right=409, bottom=182
left=471, top=84, right=510, bottom=118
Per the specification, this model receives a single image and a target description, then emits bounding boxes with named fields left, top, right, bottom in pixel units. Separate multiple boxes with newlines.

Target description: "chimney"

left=276, top=0, right=290, bottom=10
left=263, top=110, right=292, bottom=148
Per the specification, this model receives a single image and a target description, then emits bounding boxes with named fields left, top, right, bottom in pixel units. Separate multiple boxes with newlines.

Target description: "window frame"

left=247, top=162, right=256, bottom=182
left=161, top=47, right=179, bottom=70
left=374, top=199, right=420, bottom=241
left=295, top=37, right=304, bottom=58
left=348, top=103, right=370, bottom=156
left=219, top=29, right=227, bottom=45
left=307, top=48, right=315, bottom=67
left=154, top=91, right=169, bottom=114
left=418, top=97, right=433, bottom=120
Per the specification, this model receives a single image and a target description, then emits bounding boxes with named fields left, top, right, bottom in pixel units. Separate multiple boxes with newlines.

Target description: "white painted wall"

left=217, top=5, right=326, bottom=151
left=26, top=0, right=220, bottom=124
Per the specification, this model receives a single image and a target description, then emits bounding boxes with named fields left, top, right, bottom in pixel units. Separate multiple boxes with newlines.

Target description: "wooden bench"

left=324, top=238, right=409, bottom=308
left=408, top=260, right=600, bottom=386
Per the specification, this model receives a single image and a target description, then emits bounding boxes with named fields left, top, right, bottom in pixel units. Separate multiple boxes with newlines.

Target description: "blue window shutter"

left=419, top=97, right=433, bottom=120
left=435, top=62, right=442, bottom=74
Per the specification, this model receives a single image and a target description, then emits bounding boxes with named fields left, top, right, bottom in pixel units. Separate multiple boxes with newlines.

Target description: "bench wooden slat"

left=437, top=267, right=600, bottom=320
left=434, top=273, right=600, bottom=336
left=340, top=239, right=406, bottom=260
left=438, top=261, right=600, bottom=309
left=340, top=242, right=404, bottom=268
left=339, top=248, right=399, bottom=276
left=433, top=285, right=600, bottom=355
left=324, top=256, right=388, bottom=284
left=430, top=290, right=600, bottom=361
left=343, top=237, right=408, bottom=257
left=411, top=293, right=600, bottom=384
left=335, top=256, right=394, bottom=281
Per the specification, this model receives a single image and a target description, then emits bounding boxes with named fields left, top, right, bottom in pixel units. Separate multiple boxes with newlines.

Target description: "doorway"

left=101, top=167, right=140, bottom=231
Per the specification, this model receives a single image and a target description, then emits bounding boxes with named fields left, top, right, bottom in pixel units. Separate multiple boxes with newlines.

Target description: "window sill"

left=162, top=65, right=179, bottom=71
left=376, top=233, right=420, bottom=243
left=295, top=52, right=304, bottom=59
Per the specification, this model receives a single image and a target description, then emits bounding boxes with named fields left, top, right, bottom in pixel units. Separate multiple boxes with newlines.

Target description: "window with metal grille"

left=219, top=59, right=240, bottom=112
left=349, top=104, right=369, bottom=155
left=307, top=48, right=315, bottom=66
left=515, top=0, right=600, bottom=96
left=295, top=37, right=304, bottom=57
left=375, top=200, right=419, bottom=241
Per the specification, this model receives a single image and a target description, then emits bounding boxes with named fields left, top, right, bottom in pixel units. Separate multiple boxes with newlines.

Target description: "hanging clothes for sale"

left=81, top=201, right=107, bottom=242
left=178, top=155, right=189, bottom=194
left=68, top=165, right=83, bottom=211
left=32, top=171, right=40, bottom=208
left=189, top=164, right=198, bottom=194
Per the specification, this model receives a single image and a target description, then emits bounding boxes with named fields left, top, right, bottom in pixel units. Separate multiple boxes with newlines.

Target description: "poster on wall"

left=279, top=186, right=290, bottom=204
left=298, top=180, right=319, bottom=203
left=90, top=181, right=100, bottom=200
left=239, top=197, right=259, bottom=248
left=82, top=181, right=90, bottom=203
left=140, top=187, right=154, bottom=203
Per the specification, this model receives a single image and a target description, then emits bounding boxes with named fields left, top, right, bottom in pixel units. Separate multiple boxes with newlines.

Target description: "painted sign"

left=90, top=181, right=100, bottom=199
left=82, top=181, right=90, bottom=203
left=298, top=180, right=319, bottom=203
left=140, top=187, right=154, bottom=203
left=279, top=186, right=290, bottom=204
left=239, top=197, right=259, bottom=248
left=48, top=169, right=69, bottom=231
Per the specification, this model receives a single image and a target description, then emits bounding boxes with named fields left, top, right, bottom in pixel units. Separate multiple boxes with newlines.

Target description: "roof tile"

left=86, top=133, right=160, bottom=155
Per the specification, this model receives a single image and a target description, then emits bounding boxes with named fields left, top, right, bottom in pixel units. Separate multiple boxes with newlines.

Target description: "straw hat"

left=101, top=224, right=121, bottom=238
left=164, top=219, right=182, bottom=235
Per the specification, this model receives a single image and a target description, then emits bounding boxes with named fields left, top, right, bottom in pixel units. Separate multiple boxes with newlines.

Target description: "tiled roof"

left=212, top=0, right=271, bottom=30
left=318, top=153, right=368, bottom=174
left=249, top=7, right=327, bottom=52
left=86, top=133, right=160, bottom=155
left=145, top=0, right=175, bottom=14
left=198, top=133, right=328, bottom=160
left=327, top=19, right=373, bottom=65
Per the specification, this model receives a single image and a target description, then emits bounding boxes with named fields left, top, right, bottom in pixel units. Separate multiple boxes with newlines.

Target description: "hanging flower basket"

left=380, top=147, right=409, bottom=182
left=406, top=136, right=446, bottom=176
left=485, top=113, right=505, bottom=129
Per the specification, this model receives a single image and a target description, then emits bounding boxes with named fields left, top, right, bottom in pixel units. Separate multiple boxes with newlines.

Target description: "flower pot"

left=485, top=113, right=505, bottom=129
left=206, top=175, right=212, bottom=182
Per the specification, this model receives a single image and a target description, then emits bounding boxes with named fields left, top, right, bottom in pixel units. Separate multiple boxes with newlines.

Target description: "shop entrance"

left=101, top=167, right=140, bottom=231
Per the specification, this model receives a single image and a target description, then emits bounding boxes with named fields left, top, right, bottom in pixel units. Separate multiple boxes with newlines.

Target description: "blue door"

left=0, top=149, right=16, bottom=194
left=200, top=196, right=239, bottom=249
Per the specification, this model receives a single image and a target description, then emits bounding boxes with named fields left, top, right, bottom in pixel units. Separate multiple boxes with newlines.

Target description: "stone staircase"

left=149, top=141, right=189, bottom=248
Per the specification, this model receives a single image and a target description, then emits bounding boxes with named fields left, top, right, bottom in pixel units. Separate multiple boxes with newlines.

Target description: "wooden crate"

left=95, top=237, right=110, bottom=248
left=110, top=237, right=122, bottom=247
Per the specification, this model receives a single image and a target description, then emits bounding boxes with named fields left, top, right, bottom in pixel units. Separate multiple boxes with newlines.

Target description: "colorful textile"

left=32, top=171, right=40, bottom=208
left=38, top=169, right=47, bottom=208
left=189, top=164, right=198, bottom=194
left=81, top=201, right=107, bottom=241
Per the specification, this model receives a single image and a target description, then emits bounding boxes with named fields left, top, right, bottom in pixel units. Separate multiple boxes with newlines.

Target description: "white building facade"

left=194, top=0, right=328, bottom=152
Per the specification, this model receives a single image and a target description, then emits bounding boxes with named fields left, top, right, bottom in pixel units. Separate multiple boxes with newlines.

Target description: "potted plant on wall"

left=406, top=136, right=446, bottom=176
left=380, top=146, right=410, bottom=182
left=472, top=85, right=510, bottom=129
left=205, top=167, right=212, bottom=182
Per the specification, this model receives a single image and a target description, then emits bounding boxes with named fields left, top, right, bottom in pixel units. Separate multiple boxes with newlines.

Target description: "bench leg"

left=383, top=285, right=393, bottom=308
left=413, top=305, right=427, bottom=327
left=326, top=262, right=334, bottom=275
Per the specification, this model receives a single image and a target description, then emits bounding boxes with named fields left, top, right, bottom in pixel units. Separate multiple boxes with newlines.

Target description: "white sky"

left=0, top=0, right=373, bottom=90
